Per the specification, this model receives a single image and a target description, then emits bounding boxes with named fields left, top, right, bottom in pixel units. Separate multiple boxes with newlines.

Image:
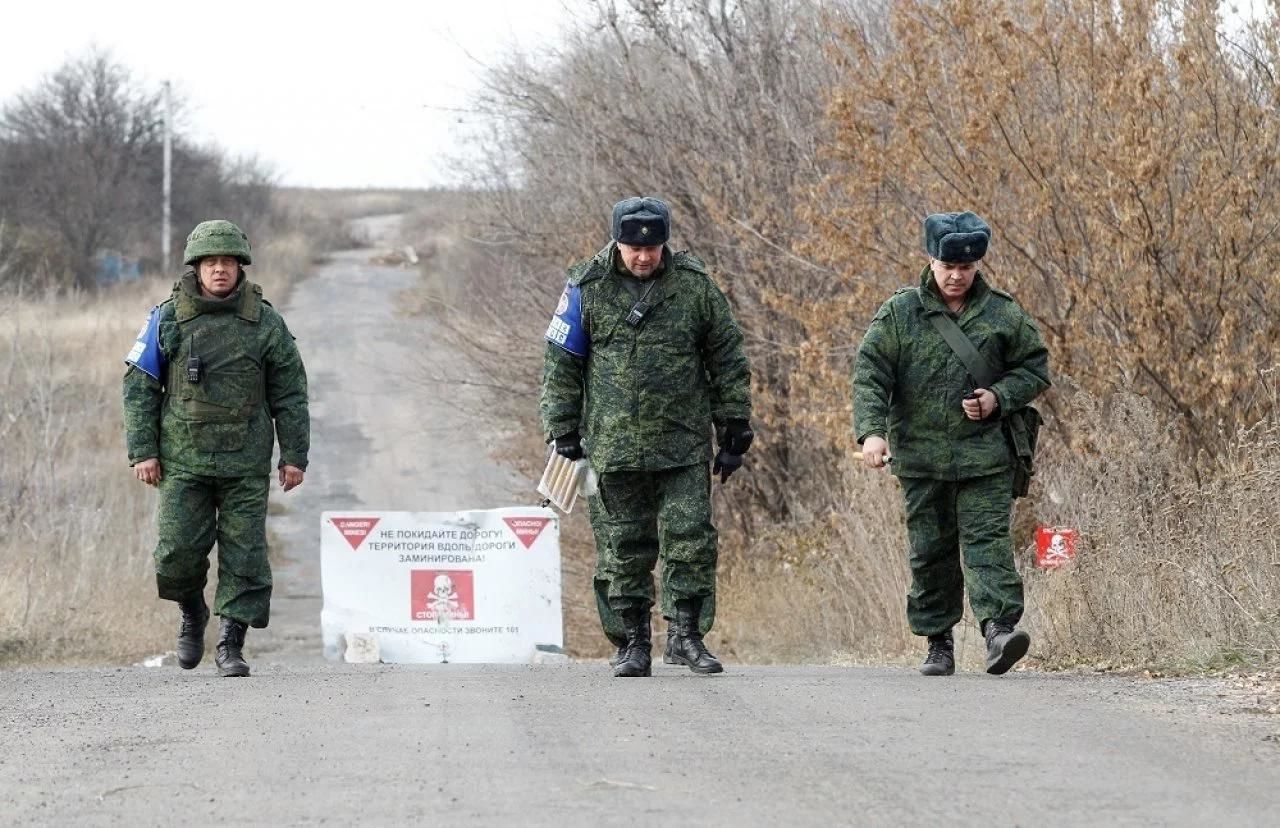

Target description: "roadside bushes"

left=435, top=0, right=1280, bottom=668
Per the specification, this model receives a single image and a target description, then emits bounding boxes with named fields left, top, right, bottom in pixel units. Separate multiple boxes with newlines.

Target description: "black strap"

left=920, top=289, right=998, bottom=388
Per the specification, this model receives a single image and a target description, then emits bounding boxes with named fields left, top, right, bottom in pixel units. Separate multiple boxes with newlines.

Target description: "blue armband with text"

left=125, top=306, right=166, bottom=380
left=544, top=284, right=588, bottom=357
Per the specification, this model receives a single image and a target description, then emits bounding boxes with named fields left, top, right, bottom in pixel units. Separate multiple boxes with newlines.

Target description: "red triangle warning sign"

left=330, top=517, right=381, bottom=550
left=503, top=517, right=552, bottom=550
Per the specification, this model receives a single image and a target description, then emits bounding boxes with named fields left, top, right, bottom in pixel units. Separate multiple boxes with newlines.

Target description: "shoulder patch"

left=545, top=282, right=588, bottom=357
left=125, top=305, right=167, bottom=380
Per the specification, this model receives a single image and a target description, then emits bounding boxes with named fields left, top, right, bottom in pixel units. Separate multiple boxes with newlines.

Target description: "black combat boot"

left=176, top=596, right=210, bottom=670
left=983, top=617, right=1030, bottom=675
left=668, top=598, right=723, bottom=674
left=215, top=617, right=251, bottom=678
left=662, top=617, right=677, bottom=665
left=919, top=629, right=955, bottom=676
left=613, top=608, right=652, bottom=678
left=608, top=638, right=627, bottom=667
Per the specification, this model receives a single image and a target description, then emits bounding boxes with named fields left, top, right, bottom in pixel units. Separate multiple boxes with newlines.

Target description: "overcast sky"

left=0, top=0, right=571, bottom=189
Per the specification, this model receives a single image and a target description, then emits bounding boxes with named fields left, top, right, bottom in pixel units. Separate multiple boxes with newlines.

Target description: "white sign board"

left=320, top=508, right=562, bottom=663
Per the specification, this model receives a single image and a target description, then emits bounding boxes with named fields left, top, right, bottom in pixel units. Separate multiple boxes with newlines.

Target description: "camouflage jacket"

left=540, top=243, right=752, bottom=473
left=122, top=272, right=310, bottom=477
left=853, top=267, right=1050, bottom=480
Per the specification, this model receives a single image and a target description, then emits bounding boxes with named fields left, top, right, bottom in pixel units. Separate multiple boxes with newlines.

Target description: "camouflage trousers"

left=588, top=495, right=714, bottom=646
left=154, top=470, right=273, bottom=628
left=900, top=470, right=1022, bottom=636
left=592, top=463, right=719, bottom=627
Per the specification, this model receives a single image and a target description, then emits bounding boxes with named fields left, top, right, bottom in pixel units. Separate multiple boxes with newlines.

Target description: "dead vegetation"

left=413, top=0, right=1280, bottom=670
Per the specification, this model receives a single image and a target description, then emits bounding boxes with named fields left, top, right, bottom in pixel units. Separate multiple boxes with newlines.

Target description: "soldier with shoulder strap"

left=852, top=211, right=1051, bottom=678
left=923, top=298, right=1043, bottom=499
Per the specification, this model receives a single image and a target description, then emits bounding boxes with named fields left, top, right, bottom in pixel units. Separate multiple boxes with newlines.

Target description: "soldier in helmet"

left=122, top=220, right=310, bottom=677
left=853, top=211, right=1050, bottom=677
left=540, top=196, right=753, bottom=678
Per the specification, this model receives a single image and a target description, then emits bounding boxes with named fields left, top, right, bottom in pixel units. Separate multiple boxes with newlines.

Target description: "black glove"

left=553, top=431, right=584, bottom=461
left=713, top=449, right=743, bottom=483
left=720, top=419, right=754, bottom=456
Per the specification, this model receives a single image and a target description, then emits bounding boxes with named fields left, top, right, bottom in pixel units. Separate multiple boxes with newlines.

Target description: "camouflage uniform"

left=123, top=270, right=309, bottom=627
left=853, top=266, right=1050, bottom=636
left=589, top=493, right=714, bottom=649
left=541, top=242, right=750, bottom=622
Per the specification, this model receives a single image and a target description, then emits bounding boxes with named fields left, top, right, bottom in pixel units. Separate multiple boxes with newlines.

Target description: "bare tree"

left=0, top=48, right=278, bottom=290
left=0, top=49, right=164, bottom=289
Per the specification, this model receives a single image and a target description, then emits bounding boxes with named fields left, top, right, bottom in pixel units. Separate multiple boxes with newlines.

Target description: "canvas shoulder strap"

left=918, top=289, right=998, bottom=388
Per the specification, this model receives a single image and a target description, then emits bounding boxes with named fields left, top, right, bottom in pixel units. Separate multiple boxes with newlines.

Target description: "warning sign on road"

left=320, top=508, right=562, bottom=664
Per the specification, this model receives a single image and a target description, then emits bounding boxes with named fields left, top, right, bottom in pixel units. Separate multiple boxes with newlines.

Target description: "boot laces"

left=179, top=605, right=204, bottom=636
left=986, top=620, right=1014, bottom=644
left=925, top=637, right=952, bottom=663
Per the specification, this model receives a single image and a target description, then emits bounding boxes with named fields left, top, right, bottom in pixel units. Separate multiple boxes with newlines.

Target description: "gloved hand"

left=713, top=449, right=743, bottom=483
left=720, top=419, right=754, bottom=456
left=554, top=430, right=584, bottom=461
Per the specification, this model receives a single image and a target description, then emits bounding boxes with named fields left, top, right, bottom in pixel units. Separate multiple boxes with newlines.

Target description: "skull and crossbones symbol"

left=1045, top=533, right=1072, bottom=564
left=428, top=574, right=460, bottom=619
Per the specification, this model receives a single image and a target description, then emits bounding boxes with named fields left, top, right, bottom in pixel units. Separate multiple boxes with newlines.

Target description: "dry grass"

left=0, top=281, right=171, bottom=666
left=1024, top=389, right=1280, bottom=671
left=714, top=472, right=912, bottom=664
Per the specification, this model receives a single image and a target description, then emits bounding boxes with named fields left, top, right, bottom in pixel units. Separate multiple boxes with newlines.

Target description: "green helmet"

left=183, top=219, right=253, bottom=266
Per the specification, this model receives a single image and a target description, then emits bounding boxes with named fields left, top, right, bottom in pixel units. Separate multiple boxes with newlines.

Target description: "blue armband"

left=125, top=306, right=166, bottom=380
left=544, top=284, right=588, bottom=357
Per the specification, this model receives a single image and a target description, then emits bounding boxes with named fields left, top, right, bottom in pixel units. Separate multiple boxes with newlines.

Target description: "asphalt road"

left=2, top=218, right=1277, bottom=826
left=2, top=663, right=1278, bottom=825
